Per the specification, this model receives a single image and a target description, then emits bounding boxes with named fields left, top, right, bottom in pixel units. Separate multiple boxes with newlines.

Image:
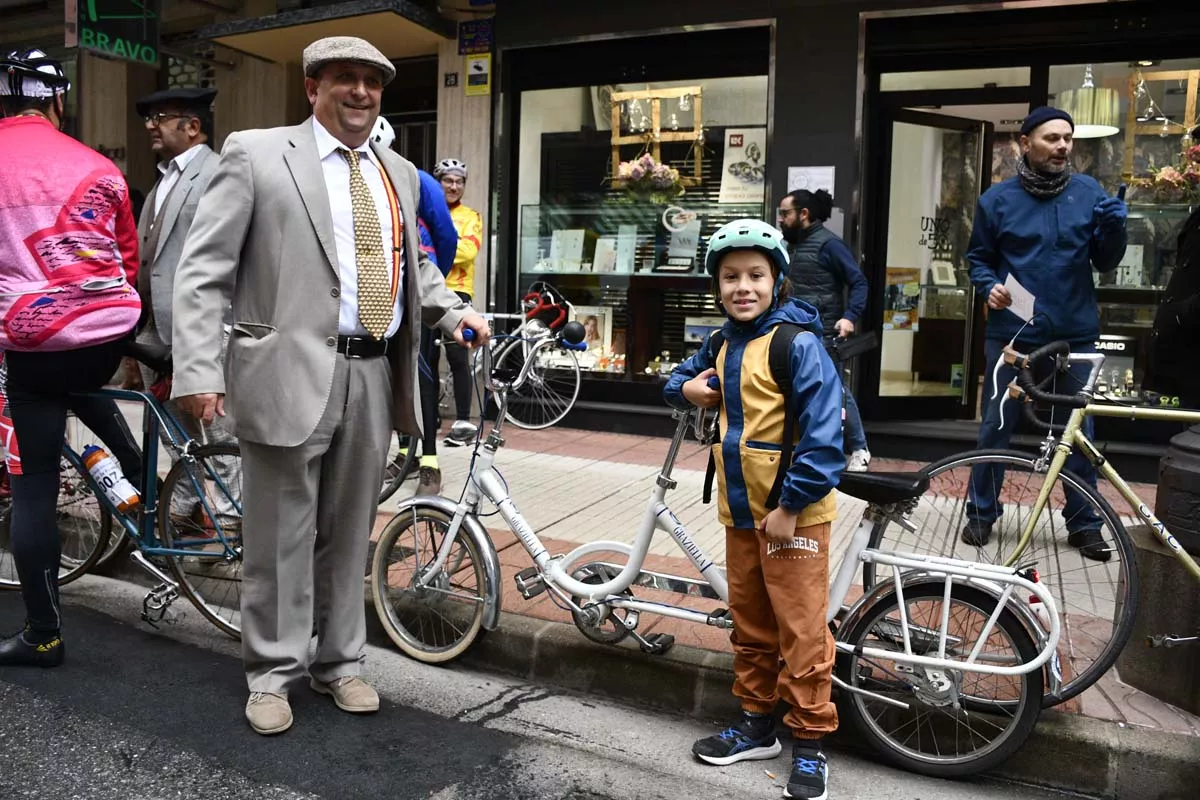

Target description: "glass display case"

left=517, top=201, right=763, bottom=379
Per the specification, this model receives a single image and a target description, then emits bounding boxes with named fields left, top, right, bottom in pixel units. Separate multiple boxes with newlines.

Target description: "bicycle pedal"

left=639, top=633, right=675, bottom=655
left=513, top=566, right=546, bottom=599
left=706, top=608, right=734, bottom=629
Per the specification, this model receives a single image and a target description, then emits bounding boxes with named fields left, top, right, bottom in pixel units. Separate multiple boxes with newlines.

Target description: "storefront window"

left=1049, top=59, right=1199, bottom=397
left=516, top=75, right=769, bottom=378
left=881, top=67, right=1030, bottom=92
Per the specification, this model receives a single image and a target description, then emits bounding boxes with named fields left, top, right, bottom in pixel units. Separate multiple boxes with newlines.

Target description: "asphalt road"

left=0, top=575, right=1089, bottom=800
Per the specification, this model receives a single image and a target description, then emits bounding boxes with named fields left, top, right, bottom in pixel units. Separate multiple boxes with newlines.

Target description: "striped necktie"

left=340, top=148, right=393, bottom=338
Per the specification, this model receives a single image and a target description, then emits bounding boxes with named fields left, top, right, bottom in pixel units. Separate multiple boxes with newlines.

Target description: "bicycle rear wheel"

left=371, top=506, right=489, bottom=663
left=864, top=449, right=1138, bottom=708
left=157, top=444, right=244, bottom=638
left=492, top=338, right=581, bottom=430
left=837, top=583, right=1042, bottom=778
left=379, top=431, right=419, bottom=504
left=0, top=454, right=112, bottom=590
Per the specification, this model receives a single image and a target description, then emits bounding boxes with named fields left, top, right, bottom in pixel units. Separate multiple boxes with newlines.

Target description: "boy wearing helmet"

left=433, top=157, right=484, bottom=447
left=664, top=219, right=843, bottom=800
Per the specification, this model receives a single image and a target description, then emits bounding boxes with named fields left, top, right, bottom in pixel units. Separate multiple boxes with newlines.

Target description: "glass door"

left=872, top=109, right=993, bottom=419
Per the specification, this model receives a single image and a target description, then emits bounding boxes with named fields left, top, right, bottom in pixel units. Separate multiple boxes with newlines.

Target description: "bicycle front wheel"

left=492, top=338, right=581, bottom=430
left=371, top=506, right=490, bottom=663
left=865, top=449, right=1139, bottom=708
left=837, top=583, right=1042, bottom=778
left=158, top=444, right=244, bottom=638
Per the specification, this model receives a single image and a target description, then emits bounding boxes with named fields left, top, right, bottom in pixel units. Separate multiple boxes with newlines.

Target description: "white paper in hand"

left=1003, top=273, right=1036, bottom=323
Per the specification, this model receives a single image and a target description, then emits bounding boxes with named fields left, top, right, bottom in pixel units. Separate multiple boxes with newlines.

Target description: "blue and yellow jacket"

left=664, top=300, right=844, bottom=529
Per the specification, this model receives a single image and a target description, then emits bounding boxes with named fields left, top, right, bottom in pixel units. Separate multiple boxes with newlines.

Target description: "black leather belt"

left=337, top=334, right=391, bottom=358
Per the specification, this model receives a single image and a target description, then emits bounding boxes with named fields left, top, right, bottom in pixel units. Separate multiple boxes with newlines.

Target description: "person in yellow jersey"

left=434, top=158, right=485, bottom=447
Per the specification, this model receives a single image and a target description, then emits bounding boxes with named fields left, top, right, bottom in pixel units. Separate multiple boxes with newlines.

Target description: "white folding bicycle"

left=370, top=327, right=1062, bottom=777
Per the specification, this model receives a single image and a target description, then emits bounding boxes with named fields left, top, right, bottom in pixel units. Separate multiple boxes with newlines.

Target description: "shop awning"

left=180, top=0, right=455, bottom=63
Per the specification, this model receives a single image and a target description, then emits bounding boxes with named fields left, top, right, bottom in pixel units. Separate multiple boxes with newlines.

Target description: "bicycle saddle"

left=838, top=470, right=929, bottom=506
left=122, top=340, right=173, bottom=375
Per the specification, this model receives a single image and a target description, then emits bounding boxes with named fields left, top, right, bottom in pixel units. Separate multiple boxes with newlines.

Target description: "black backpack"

left=702, top=323, right=805, bottom=511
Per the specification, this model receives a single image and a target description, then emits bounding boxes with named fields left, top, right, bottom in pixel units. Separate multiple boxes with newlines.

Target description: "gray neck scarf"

left=1017, top=156, right=1071, bottom=198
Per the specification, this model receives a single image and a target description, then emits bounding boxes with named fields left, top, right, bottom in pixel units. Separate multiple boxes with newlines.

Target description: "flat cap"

left=1021, top=106, right=1074, bottom=136
left=302, top=36, right=395, bottom=85
left=135, top=87, right=217, bottom=118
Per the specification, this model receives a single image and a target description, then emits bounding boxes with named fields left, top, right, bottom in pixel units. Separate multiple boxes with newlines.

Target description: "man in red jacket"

left=0, top=49, right=142, bottom=667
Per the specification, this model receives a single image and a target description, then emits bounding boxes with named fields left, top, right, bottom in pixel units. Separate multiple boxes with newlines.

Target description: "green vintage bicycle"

left=869, top=339, right=1200, bottom=708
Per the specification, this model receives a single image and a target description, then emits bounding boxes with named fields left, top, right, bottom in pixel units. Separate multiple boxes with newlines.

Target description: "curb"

left=380, top=604, right=1200, bottom=800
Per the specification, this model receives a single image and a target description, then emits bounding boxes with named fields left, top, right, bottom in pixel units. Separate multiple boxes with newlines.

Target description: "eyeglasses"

left=440, top=177, right=465, bottom=188
left=777, top=208, right=797, bottom=218
left=143, top=112, right=188, bottom=128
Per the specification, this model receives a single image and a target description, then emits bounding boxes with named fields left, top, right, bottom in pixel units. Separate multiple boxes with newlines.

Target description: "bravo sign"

left=70, top=0, right=160, bottom=67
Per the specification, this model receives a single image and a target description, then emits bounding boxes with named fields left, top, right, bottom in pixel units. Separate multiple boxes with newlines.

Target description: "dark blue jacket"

left=417, top=169, right=457, bottom=277
left=968, top=174, right=1126, bottom=345
left=664, top=299, right=843, bottom=527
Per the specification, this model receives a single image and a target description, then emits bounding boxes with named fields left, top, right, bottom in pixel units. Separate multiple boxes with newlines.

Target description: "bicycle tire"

left=379, top=432, right=420, bottom=504
left=837, top=582, right=1042, bottom=778
left=157, top=444, right=244, bottom=639
left=371, top=505, right=490, bottom=663
left=492, top=338, right=581, bottom=430
left=864, top=449, right=1139, bottom=708
left=0, top=455, right=112, bottom=590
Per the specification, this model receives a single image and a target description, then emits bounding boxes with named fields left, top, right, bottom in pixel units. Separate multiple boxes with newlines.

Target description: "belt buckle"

left=345, top=336, right=364, bottom=359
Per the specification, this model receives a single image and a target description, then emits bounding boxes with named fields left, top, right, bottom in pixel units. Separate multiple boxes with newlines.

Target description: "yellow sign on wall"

left=465, top=53, right=491, bottom=97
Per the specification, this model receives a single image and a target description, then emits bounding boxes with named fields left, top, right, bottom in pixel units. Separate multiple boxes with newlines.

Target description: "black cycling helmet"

left=0, top=48, right=70, bottom=99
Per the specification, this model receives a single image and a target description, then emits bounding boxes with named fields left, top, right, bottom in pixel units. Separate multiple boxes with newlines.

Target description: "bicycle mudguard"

left=386, top=494, right=503, bottom=631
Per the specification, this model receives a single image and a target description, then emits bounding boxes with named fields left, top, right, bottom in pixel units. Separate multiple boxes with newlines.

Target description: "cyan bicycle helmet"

left=0, top=48, right=70, bottom=99
left=434, top=158, right=467, bottom=180
left=704, top=218, right=792, bottom=319
left=370, top=116, right=395, bottom=148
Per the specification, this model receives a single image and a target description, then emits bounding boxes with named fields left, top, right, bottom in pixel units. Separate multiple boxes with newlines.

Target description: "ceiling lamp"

left=1058, top=64, right=1121, bottom=138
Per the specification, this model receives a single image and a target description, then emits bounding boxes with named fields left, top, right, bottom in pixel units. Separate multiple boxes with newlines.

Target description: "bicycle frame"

left=1000, top=357, right=1200, bottom=582
left=62, top=388, right=241, bottom=563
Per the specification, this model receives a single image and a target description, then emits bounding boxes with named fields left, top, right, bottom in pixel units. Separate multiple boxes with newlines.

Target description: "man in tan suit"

left=170, top=36, right=489, bottom=735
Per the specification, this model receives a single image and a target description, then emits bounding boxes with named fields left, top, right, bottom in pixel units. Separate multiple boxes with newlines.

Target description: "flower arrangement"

left=613, top=152, right=685, bottom=205
left=1128, top=144, right=1200, bottom=205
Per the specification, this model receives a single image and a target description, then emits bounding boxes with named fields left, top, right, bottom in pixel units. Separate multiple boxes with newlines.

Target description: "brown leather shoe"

left=415, top=466, right=442, bottom=496
left=245, top=692, right=292, bottom=735
left=310, top=676, right=380, bottom=713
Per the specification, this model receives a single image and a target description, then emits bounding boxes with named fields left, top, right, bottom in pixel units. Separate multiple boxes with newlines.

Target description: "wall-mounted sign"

left=457, top=19, right=493, bottom=55
left=465, top=53, right=491, bottom=97
left=75, top=0, right=160, bottom=67
left=444, top=72, right=459, bottom=88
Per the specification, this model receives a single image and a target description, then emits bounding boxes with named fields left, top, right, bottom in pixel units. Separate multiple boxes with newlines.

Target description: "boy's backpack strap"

left=766, top=323, right=805, bottom=511
left=702, top=330, right=726, bottom=505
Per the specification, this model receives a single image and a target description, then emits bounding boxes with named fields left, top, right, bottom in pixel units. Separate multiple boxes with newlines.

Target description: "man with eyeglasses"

left=128, top=87, right=239, bottom=528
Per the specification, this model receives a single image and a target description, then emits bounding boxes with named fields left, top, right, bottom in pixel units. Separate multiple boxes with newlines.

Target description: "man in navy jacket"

left=963, top=106, right=1127, bottom=561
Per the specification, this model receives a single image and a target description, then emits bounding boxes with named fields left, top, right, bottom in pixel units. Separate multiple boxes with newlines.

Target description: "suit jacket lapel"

left=283, top=120, right=338, bottom=276
left=153, top=145, right=214, bottom=262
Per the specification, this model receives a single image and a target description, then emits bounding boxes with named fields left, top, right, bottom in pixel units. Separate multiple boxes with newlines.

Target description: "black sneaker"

left=960, top=519, right=992, bottom=547
left=1068, top=528, right=1112, bottom=562
left=785, top=741, right=828, bottom=800
left=0, top=628, right=65, bottom=668
left=692, top=711, right=781, bottom=766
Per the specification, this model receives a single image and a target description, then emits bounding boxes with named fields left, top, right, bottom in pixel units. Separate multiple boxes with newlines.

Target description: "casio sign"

left=1095, top=340, right=1128, bottom=353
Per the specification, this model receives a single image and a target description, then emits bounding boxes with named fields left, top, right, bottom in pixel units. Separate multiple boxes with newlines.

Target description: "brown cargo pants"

left=726, top=521, right=838, bottom=738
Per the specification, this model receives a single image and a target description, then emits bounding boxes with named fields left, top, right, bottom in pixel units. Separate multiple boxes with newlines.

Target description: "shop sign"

left=465, top=53, right=491, bottom=97
left=75, top=0, right=160, bottom=67
left=457, top=19, right=494, bottom=55
left=717, top=128, right=766, bottom=204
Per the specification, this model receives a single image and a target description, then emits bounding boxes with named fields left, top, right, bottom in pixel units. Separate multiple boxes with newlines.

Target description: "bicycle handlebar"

left=1013, top=341, right=1090, bottom=409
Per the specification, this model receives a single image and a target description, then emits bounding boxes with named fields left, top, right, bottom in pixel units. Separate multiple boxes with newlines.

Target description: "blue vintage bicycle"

left=0, top=343, right=245, bottom=637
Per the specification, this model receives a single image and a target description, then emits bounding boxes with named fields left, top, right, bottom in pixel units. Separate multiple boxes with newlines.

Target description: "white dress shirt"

left=312, top=117, right=405, bottom=338
left=153, top=143, right=206, bottom=218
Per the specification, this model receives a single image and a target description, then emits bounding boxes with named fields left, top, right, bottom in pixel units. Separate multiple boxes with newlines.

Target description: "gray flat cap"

left=302, top=36, right=395, bottom=85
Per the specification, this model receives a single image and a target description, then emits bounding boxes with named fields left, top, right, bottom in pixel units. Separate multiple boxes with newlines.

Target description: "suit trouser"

left=136, top=319, right=239, bottom=520
left=726, top=522, right=838, bottom=738
left=239, top=352, right=392, bottom=692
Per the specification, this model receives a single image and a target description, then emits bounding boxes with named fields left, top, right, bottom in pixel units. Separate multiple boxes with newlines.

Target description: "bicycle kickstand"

left=1147, top=633, right=1200, bottom=649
